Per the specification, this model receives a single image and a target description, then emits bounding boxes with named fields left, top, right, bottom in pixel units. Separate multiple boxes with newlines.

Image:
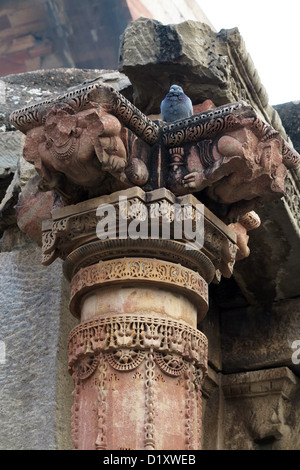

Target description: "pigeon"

left=160, top=84, right=193, bottom=123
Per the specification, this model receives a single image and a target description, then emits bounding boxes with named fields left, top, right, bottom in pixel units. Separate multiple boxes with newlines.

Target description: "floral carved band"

left=69, top=257, right=209, bottom=319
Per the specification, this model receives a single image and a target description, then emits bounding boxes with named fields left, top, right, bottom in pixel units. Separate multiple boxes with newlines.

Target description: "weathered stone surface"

left=0, top=131, right=24, bottom=177
left=0, top=232, right=77, bottom=449
left=199, top=301, right=222, bottom=372
left=274, top=101, right=300, bottom=154
left=119, top=18, right=236, bottom=114
left=0, top=131, right=26, bottom=219
left=118, top=18, right=288, bottom=144
left=0, top=170, right=20, bottom=236
left=16, top=175, right=55, bottom=246
left=221, top=298, right=300, bottom=376
left=1, top=68, right=132, bottom=131
left=201, top=367, right=221, bottom=450
left=222, top=367, right=300, bottom=450
left=0, top=154, right=37, bottom=238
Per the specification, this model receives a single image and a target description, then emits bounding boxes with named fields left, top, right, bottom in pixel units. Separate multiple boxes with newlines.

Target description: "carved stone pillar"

left=11, top=77, right=299, bottom=450
left=41, top=187, right=236, bottom=450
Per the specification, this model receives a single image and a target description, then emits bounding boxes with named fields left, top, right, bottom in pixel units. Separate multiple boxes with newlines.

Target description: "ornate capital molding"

left=41, top=187, right=238, bottom=284
left=69, top=258, right=209, bottom=320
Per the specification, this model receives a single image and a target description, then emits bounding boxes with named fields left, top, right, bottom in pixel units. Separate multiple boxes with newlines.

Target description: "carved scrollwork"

left=162, top=101, right=253, bottom=147
left=69, top=258, right=209, bottom=319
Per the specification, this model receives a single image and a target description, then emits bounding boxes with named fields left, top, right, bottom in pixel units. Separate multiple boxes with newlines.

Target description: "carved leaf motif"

left=114, top=324, right=136, bottom=347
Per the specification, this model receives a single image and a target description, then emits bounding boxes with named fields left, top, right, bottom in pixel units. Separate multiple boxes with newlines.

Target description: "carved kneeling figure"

left=23, top=103, right=129, bottom=201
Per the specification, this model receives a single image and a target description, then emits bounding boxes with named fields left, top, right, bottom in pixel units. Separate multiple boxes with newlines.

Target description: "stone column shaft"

left=41, top=187, right=236, bottom=450
left=67, top=256, right=209, bottom=450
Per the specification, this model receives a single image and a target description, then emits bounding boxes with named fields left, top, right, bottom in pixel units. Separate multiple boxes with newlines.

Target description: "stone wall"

left=0, top=228, right=77, bottom=449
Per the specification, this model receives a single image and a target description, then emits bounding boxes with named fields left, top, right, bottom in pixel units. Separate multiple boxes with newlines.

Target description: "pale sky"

left=199, top=0, right=299, bottom=105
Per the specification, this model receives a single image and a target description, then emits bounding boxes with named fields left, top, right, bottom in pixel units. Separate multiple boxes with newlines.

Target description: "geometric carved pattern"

left=106, top=349, right=146, bottom=371
left=155, top=352, right=187, bottom=376
left=76, top=355, right=99, bottom=380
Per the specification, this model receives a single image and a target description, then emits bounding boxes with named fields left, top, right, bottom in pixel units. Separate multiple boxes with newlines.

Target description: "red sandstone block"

left=193, top=99, right=216, bottom=114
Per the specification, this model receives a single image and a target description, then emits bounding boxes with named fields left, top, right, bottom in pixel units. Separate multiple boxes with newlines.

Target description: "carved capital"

left=11, top=81, right=299, bottom=223
left=41, top=187, right=238, bottom=284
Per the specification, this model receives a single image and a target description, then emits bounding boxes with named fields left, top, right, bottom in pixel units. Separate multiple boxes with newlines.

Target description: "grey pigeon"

left=160, top=84, right=193, bottom=122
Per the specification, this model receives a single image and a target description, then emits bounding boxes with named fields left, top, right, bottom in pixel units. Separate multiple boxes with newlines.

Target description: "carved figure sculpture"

left=10, top=79, right=300, bottom=222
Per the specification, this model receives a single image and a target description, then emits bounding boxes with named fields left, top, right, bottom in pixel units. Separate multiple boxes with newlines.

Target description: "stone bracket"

left=222, top=367, right=298, bottom=449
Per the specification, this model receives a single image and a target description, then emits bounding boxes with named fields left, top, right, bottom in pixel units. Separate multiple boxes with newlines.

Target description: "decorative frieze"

left=41, top=187, right=237, bottom=285
left=68, top=314, right=208, bottom=375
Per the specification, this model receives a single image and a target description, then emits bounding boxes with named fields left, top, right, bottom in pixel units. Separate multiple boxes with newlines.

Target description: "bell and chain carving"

left=68, top=314, right=208, bottom=374
left=68, top=314, right=207, bottom=450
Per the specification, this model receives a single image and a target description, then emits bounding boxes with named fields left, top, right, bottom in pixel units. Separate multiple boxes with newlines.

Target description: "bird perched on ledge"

left=160, top=84, right=194, bottom=122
